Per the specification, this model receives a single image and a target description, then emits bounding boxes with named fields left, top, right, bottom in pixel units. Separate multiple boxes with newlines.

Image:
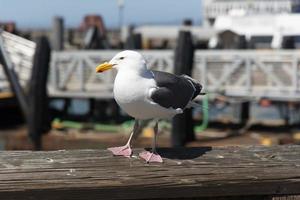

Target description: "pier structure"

left=49, top=49, right=300, bottom=101
left=2, top=30, right=300, bottom=147
left=1, top=30, right=300, bottom=106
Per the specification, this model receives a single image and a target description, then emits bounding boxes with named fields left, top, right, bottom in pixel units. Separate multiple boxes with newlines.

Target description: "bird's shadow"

left=145, top=147, right=212, bottom=160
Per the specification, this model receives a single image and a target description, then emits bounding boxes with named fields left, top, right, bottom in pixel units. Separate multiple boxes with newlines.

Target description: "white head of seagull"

left=96, top=50, right=147, bottom=73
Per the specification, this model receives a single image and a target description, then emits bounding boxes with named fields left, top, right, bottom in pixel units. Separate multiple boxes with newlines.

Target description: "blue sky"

left=0, top=0, right=202, bottom=28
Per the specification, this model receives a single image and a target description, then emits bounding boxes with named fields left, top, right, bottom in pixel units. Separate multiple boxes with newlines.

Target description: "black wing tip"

left=193, top=82, right=203, bottom=98
left=180, top=75, right=204, bottom=99
left=186, top=78, right=202, bottom=97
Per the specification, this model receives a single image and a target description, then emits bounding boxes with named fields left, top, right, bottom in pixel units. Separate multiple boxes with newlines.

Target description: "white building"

left=210, top=13, right=300, bottom=49
left=203, top=0, right=300, bottom=24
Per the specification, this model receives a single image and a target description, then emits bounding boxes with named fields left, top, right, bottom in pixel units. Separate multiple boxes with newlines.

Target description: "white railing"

left=50, top=50, right=300, bottom=100
left=49, top=50, right=173, bottom=98
left=1, top=32, right=300, bottom=101
left=193, top=50, right=300, bottom=100
left=0, top=31, right=36, bottom=92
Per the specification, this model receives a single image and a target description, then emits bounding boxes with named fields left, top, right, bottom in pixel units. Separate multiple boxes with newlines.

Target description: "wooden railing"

left=0, top=145, right=299, bottom=199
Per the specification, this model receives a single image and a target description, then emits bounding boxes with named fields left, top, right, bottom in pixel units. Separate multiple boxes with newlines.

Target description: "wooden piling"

left=172, top=30, right=195, bottom=147
left=52, top=16, right=64, bottom=51
left=241, top=101, right=250, bottom=125
left=83, top=26, right=99, bottom=49
left=125, top=26, right=142, bottom=49
left=28, top=36, right=51, bottom=150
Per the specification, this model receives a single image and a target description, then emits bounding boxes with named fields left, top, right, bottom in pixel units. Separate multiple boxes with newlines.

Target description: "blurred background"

left=0, top=0, right=300, bottom=150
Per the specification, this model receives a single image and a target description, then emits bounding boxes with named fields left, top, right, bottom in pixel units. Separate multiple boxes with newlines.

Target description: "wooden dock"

left=0, top=145, right=299, bottom=199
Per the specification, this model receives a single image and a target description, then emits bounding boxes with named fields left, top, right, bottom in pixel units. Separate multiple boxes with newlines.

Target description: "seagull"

left=96, top=50, right=203, bottom=163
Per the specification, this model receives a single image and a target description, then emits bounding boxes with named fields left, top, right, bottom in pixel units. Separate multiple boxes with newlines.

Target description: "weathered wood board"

left=0, top=146, right=299, bottom=200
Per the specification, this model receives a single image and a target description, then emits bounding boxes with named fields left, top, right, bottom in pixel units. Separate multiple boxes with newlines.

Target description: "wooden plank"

left=0, top=146, right=299, bottom=200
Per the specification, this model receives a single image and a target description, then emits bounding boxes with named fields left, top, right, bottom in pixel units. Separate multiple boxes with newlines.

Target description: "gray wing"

left=150, top=70, right=202, bottom=109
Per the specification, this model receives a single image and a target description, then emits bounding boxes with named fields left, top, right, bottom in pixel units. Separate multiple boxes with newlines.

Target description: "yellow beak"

left=95, top=62, right=115, bottom=73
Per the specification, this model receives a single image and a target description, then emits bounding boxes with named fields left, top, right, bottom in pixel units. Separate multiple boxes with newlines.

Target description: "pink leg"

left=107, top=120, right=138, bottom=158
left=108, top=145, right=132, bottom=157
left=139, top=151, right=163, bottom=163
left=139, top=121, right=163, bottom=163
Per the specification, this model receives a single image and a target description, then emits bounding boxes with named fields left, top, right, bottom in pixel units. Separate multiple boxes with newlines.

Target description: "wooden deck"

left=0, top=146, right=300, bottom=200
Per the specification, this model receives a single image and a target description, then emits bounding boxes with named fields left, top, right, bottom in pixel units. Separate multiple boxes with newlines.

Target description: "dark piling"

left=28, top=36, right=51, bottom=150
left=172, top=30, right=195, bottom=147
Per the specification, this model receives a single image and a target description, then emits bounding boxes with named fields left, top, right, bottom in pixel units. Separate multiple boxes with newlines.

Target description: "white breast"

left=114, top=71, right=152, bottom=103
left=113, top=70, right=178, bottom=119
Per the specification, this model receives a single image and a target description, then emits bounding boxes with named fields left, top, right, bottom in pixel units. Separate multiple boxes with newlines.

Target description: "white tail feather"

left=186, top=102, right=210, bottom=111
left=186, top=101, right=201, bottom=108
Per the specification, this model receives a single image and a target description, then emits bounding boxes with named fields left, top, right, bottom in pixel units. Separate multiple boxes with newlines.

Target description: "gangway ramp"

left=0, top=31, right=36, bottom=99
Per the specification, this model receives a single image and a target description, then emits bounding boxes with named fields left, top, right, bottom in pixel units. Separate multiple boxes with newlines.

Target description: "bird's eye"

left=119, top=57, right=125, bottom=60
